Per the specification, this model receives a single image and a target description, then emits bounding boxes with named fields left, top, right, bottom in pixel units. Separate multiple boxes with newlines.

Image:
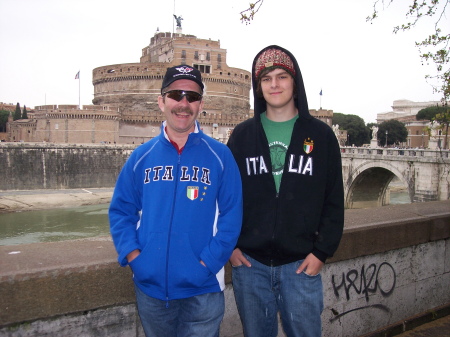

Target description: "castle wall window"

left=217, top=54, right=222, bottom=62
left=193, top=64, right=211, bottom=74
left=206, top=52, right=210, bottom=61
left=181, top=50, right=186, bottom=58
left=194, top=51, right=199, bottom=60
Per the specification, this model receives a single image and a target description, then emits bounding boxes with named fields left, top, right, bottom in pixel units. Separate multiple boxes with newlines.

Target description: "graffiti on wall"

left=329, top=262, right=396, bottom=321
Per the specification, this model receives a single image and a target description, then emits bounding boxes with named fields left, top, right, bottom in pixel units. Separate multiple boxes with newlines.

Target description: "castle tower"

left=92, top=32, right=251, bottom=117
left=92, top=32, right=251, bottom=143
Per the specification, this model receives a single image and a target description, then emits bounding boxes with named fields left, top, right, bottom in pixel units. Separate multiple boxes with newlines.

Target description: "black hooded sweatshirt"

left=227, top=45, right=344, bottom=266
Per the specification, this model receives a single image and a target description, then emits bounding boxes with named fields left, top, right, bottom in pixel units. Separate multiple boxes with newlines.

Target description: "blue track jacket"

left=109, top=122, right=242, bottom=301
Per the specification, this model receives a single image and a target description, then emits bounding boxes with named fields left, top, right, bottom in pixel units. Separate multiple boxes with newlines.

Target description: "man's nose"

left=270, top=78, right=279, bottom=87
left=179, top=95, right=190, bottom=104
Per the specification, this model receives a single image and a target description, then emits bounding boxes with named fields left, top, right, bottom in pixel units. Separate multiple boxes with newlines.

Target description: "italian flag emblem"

left=187, top=186, right=199, bottom=200
left=303, top=138, right=314, bottom=154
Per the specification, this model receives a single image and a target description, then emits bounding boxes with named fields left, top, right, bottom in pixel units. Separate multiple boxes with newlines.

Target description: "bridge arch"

left=345, top=160, right=412, bottom=209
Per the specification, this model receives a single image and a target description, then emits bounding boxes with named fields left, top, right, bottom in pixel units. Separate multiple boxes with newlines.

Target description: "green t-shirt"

left=261, top=112, right=298, bottom=192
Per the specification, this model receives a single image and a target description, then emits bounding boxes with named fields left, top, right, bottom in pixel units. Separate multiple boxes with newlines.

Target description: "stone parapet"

left=0, top=201, right=449, bottom=336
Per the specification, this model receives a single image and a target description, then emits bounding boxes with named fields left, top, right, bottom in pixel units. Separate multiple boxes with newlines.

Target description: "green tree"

left=416, top=105, right=447, bottom=120
left=368, top=0, right=449, bottom=102
left=0, top=110, right=9, bottom=132
left=377, top=119, right=408, bottom=146
left=22, top=105, right=28, bottom=119
left=416, top=104, right=449, bottom=148
left=433, top=107, right=450, bottom=148
left=13, top=103, right=21, bottom=121
left=333, top=113, right=370, bottom=146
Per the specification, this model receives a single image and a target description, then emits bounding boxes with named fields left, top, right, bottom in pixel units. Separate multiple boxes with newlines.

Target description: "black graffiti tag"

left=332, top=262, right=396, bottom=302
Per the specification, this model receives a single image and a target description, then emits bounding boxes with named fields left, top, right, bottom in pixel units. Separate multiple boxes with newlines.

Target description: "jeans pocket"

left=303, top=270, right=321, bottom=277
left=231, top=263, right=245, bottom=268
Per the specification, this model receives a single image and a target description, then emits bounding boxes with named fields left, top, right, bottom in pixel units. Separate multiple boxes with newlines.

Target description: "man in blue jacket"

left=228, top=46, right=344, bottom=337
left=109, top=65, right=243, bottom=337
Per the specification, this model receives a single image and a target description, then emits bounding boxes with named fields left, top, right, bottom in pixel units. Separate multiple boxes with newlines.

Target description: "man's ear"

left=157, top=95, right=165, bottom=112
left=198, top=98, right=205, bottom=112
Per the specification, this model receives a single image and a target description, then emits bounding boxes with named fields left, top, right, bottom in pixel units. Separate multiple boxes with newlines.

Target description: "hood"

left=251, top=45, right=311, bottom=120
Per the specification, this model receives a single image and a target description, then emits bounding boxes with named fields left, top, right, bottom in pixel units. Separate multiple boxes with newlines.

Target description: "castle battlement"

left=92, top=63, right=250, bottom=87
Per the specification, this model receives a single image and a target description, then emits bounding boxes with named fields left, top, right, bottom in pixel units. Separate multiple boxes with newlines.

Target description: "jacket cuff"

left=118, top=246, right=141, bottom=267
left=312, top=249, right=328, bottom=263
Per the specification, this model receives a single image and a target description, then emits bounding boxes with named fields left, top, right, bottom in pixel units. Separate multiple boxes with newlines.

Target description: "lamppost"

left=422, top=133, right=424, bottom=148
left=385, top=130, right=388, bottom=147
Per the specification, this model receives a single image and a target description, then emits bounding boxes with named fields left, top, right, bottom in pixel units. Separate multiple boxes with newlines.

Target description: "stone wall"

left=0, top=201, right=449, bottom=337
left=0, top=143, right=135, bottom=191
left=8, top=106, right=121, bottom=144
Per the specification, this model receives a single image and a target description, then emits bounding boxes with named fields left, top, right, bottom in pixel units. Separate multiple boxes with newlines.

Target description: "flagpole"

left=78, top=71, right=81, bottom=109
left=319, top=89, right=322, bottom=109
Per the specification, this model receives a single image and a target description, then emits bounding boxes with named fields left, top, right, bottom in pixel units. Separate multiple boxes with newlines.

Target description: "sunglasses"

left=163, top=90, right=203, bottom=103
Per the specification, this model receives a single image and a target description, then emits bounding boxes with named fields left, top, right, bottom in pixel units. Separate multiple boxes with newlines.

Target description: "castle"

left=7, top=30, right=251, bottom=144
left=6, top=30, right=334, bottom=144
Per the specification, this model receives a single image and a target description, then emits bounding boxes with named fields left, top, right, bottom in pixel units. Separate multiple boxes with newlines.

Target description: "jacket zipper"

left=164, top=151, right=181, bottom=308
left=270, top=192, right=280, bottom=267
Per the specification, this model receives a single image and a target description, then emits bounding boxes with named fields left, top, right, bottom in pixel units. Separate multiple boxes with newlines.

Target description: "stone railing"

left=1, top=201, right=449, bottom=337
left=341, top=146, right=450, bottom=159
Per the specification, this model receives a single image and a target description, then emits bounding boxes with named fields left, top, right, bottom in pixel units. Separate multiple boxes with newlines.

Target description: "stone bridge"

left=0, top=143, right=449, bottom=210
left=341, top=147, right=450, bottom=209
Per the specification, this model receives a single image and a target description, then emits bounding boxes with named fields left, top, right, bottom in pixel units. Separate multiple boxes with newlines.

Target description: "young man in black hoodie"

left=227, top=45, right=344, bottom=337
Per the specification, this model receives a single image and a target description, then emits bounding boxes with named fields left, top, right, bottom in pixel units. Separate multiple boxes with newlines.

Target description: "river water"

left=0, top=186, right=411, bottom=246
left=0, top=204, right=110, bottom=246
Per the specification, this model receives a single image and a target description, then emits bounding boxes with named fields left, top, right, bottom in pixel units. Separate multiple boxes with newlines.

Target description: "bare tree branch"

left=240, top=0, right=264, bottom=24
left=368, top=0, right=450, bottom=102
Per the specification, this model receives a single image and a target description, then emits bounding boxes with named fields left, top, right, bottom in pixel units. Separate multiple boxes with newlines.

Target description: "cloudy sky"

left=0, top=0, right=447, bottom=123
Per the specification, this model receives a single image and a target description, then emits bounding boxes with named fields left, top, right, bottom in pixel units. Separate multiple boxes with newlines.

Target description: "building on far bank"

left=375, top=99, right=448, bottom=149
left=376, top=99, right=439, bottom=124
left=6, top=29, right=338, bottom=144
left=406, top=120, right=430, bottom=148
left=0, top=102, right=17, bottom=113
left=8, top=105, right=120, bottom=144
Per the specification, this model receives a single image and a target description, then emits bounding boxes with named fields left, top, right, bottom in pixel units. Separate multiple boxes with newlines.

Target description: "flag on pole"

left=319, top=89, right=322, bottom=96
left=75, top=71, right=81, bottom=108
